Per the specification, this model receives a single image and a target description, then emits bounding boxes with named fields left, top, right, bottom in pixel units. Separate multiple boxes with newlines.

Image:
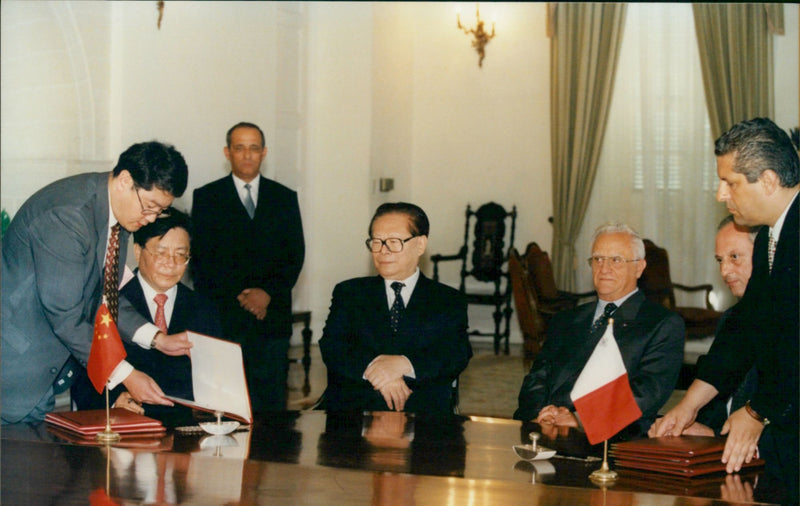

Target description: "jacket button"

left=49, top=367, right=58, bottom=374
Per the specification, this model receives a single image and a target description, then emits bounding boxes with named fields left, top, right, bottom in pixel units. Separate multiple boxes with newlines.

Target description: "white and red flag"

left=87, top=303, right=127, bottom=394
left=570, top=319, right=642, bottom=445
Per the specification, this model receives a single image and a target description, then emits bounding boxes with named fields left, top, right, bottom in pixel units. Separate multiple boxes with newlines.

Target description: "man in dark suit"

left=319, top=202, right=472, bottom=416
left=514, top=222, right=685, bottom=439
left=71, top=209, right=222, bottom=423
left=2, top=142, right=193, bottom=424
left=651, top=118, right=798, bottom=503
left=687, top=217, right=757, bottom=436
left=191, top=122, right=305, bottom=413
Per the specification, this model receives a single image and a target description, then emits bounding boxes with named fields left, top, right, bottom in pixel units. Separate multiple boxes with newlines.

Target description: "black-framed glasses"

left=142, top=246, right=191, bottom=265
left=587, top=256, right=641, bottom=268
left=134, top=186, right=170, bottom=218
left=365, top=236, right=417, bottom=253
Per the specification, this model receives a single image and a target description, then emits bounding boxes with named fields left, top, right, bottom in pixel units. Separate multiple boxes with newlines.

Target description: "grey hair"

left=591, top=221, right=645, bottom=260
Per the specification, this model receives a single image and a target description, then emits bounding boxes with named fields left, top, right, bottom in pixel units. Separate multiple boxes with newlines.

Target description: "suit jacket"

left=191, top=175, right=304, bottom=341
left=697, top=196, right=798, bottom=431
left=1, top=172, right=147, bottom=423
left=514, top=291, right=685, bottom=438
left=71, top=275, right=223, bottom=418
left=695, top=307, right=758, bottom=435
left=318, top=274, right=473, bottom=415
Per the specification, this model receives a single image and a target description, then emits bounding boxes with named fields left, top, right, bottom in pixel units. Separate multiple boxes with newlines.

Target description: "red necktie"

left=103, top=223, right=121, bottom=321
left=154, top=293, right=168, bottom=334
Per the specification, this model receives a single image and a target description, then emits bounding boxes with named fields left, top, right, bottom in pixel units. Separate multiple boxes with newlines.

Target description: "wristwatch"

left=745, top=400, right=770, bottom=426
left=150, top=333, right=159, bottom=349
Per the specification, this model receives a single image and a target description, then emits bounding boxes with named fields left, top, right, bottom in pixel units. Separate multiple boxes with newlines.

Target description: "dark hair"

left=369, top=202, right=430, bottom=237
left=226, top=122, right=265, bottom=147
left=133, top=208, right=192, bottom=247
left=714, top=117, right=800, bottom=187
left=112, top=141, right=188, bottom=197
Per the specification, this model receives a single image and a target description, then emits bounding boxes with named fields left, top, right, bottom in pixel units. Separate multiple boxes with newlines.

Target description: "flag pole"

left=96, top=381, right=120, bottom=443
left=589, top=439, right=618, bottom=484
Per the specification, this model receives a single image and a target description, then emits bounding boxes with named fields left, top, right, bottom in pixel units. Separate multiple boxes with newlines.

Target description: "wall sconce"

left=457, top=4, right=496, bottom=67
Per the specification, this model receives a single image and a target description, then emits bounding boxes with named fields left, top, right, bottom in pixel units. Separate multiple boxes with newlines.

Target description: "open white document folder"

left=165, top=332, right=252, bottom=425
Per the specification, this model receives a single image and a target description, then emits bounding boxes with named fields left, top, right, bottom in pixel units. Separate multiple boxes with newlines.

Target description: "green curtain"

left=693, top=3, right=781, bottom=140
left=549, top=2, right=627, bottom=290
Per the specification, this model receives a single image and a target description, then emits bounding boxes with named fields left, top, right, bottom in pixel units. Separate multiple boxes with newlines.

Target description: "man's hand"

left=153, top=331, right=192, bottom=356
left=364, top=355, right=413, bottom=390
left=649, top=403, right=697, bottom=437
left=122, top=370, right=173, bottom=406
left=649, top=379, right=718, bottom=437
left=237, top=288, right=270, bottom=320
left=679, top=421, right=715, bottom=437
left=719, top=407, right=764, bottom=473
left=113, top=391, right=145, bottom=415
left=535, top=405, right=578, bottom=427
left=377, top=378, right=413, bottom=411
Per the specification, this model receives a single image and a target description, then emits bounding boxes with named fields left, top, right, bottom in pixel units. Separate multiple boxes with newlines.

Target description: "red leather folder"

left=45, top=409, right=165, bottom=436
left=47, top=425, right=169, bottom=449
left=611, top=436, right=765, bottom=477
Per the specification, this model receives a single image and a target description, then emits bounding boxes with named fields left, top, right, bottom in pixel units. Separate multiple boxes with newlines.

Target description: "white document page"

left=165, top=332, right=252, bottom=424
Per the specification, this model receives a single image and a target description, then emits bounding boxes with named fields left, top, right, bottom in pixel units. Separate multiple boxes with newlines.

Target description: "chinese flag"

left=87, top=303, right=127, bottom=394
left=570, top=320, right=642, bottom=445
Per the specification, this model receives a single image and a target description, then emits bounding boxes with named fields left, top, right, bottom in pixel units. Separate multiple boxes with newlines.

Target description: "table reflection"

left=0, top=412, right=780, bottom=505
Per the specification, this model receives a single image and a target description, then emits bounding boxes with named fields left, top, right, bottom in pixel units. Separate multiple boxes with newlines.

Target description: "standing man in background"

left=192, top=122, right=305, bottom=413
left=2, top=142, right=192, bottom=423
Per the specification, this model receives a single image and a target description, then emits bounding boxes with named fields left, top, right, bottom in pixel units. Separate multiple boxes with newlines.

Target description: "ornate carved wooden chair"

left=638, top=239, right=722, bottom=339
left=431, top=202, right=516, bottom=354
left=508, top=247, right=546, bottom=360
left=517, top=242, right=595, bottom=359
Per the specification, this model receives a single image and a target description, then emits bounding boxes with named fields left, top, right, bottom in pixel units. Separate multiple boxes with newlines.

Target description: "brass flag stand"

left=96, top=387, right=120, bottom=443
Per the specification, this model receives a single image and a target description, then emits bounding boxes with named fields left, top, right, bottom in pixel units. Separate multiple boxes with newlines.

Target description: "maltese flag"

left=570, top=319, right=642, bottom=445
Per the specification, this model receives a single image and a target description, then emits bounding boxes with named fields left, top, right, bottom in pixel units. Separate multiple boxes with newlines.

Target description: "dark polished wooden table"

left=1, top=411, right=776, bottom=504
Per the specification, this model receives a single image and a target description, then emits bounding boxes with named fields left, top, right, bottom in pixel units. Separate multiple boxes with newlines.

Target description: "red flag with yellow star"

left=87, top=303, right=127, bottom=394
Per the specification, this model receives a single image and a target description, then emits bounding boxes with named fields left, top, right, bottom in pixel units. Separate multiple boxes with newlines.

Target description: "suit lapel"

left=94, top=174, right=111, bottom=273
left=550, top=292, right=644, bottom=394
left=122, top=275, right=153, bottom=323
left=170, top=284, right=193, bottom=334
left=222, top=175, right=252, bottom=221
left=772, top=196, right=799, bottom=277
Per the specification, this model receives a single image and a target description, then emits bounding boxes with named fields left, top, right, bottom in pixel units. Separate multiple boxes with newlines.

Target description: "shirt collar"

left=770, top=191, right=798, bottom=244
left=232, top=173, right=260, bottom=201
left=384, top=268, right=421, bottom=307
left=137, top=271, right=178, bottom=303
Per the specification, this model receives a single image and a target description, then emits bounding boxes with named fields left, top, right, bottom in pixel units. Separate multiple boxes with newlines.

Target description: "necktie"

left=153, top=293, right=168, bottom=334
left=591, top=302, right=618, bottom=333
left=389, top=282, right=405, bottom=332
left=103, top=223, right=121, bottom=321
left=244, top=183, right=256, bottom=219
left=768, top=231, right=776, bottom=273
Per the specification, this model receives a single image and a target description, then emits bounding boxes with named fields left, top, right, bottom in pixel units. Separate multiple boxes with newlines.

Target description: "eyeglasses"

left=587, top=256, right=641, bottom=268
left=142, top=246, right=191, bottom=265
left=365, top=236, right=417, bottom=253
left=134, top=187, right=170, bottom=218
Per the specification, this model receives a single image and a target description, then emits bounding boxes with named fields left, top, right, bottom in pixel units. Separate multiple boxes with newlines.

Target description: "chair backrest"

left=508, top=248, right=546, bottom=356
left=523, top=242, right=560, bottom=301
left=638, top=239, right=676, bottom=309
left=469, top=202, right=512, bottom=282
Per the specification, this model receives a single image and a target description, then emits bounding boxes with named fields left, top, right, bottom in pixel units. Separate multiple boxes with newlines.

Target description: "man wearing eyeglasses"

left=514, top=222, right=684, bottom=440
left=318, top=202, right=472, bottom=415
left=2, top=142, right=193, bottom=423
left=70, top=209, right=222, bottom=423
